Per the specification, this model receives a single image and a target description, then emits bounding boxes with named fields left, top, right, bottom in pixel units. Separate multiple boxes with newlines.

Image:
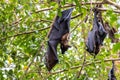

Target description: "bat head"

left=60, top=44, right=71, bottom=54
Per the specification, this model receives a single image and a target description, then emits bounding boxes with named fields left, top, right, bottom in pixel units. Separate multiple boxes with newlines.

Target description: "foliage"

left=0, top=0, right=120, bottom=80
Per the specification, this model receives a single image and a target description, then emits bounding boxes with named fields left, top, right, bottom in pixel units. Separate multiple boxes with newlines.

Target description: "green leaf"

left=53, top=4, right=59, bottom=10
left=113, top=42, right=120, bottom=53
left=57, top=8, right=62, bottom=17
left=62, top=0, right=66, bottom=5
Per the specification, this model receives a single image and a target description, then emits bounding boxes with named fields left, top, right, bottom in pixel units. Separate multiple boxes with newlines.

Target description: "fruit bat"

left=86, top=9, right=100, bottom=56
left=45, top=8, right=73, bottom=71
left=108, top=61, right=117, bottom=80
left=96, top=4, right=107, bottom=45
left=86, top=8, right=107, bottom=57
left=105, top=22, right=118, bottom=43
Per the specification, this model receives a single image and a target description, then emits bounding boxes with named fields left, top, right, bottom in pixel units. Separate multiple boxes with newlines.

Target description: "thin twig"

left=1, top=27, right=50, bottom=41
left=33, top=19, right=53, bottom=23
left=77, top=52, right=86, bottom=78
left=104, top=0, right=120, bottom=9
left=97, top=8, right=120, bottom=13
left=71, top=13, right=83, bottom=19
left=20, top=41, right=46, bottom=79
left=70, top=13, right=89, bottom=33
left=35, top=63, right=44, bottom=79
left=9, top=18, right=22, bottom=26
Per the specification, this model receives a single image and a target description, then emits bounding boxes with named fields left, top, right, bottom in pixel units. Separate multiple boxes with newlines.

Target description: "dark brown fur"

left=60, top=33, right=71, bottom=54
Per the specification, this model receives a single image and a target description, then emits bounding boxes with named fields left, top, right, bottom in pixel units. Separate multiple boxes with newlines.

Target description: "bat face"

left=60, top=33, right=71, bottom=54
left=60, top=44, right=71, bottom=54
left=45, top=8, right=73, bottom=71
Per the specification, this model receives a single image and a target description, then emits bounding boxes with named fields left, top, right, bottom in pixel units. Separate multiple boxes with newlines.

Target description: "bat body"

left=98, top=22, right=107, bottom=45
left=86, top=8, right=107, bottom=57
left=108, top=61, right=117, bottom=80
left=86, top=9, right=100, bottom=56
left=45, top=8, right=73, bottom=71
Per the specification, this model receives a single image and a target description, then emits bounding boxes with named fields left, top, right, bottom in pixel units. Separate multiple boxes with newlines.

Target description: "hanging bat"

left=86, top=9, right=100, bottom=56
left=45, top=8, right=73, bottom=71
left=108, top=61, right=117, bottom=80
left=95, top=4, right=107, bottom=45
left=105, top=22, right=118, bottom=43
left=86, top=8, right=107, bottom=57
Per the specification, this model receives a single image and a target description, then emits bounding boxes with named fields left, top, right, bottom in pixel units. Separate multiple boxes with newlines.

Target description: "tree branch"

left=104, top=0, right=120, bottom=9
left=1, top=27, right=50, bottom=41
left=37, top=58, right=120, bottom=75
left=32, top=1, right=106, bottom=13
left=31, top=1, right=120, bottom=14
left=97, top=8, right=120, bottom=13
left=9, top=1, right=120, bottom=28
